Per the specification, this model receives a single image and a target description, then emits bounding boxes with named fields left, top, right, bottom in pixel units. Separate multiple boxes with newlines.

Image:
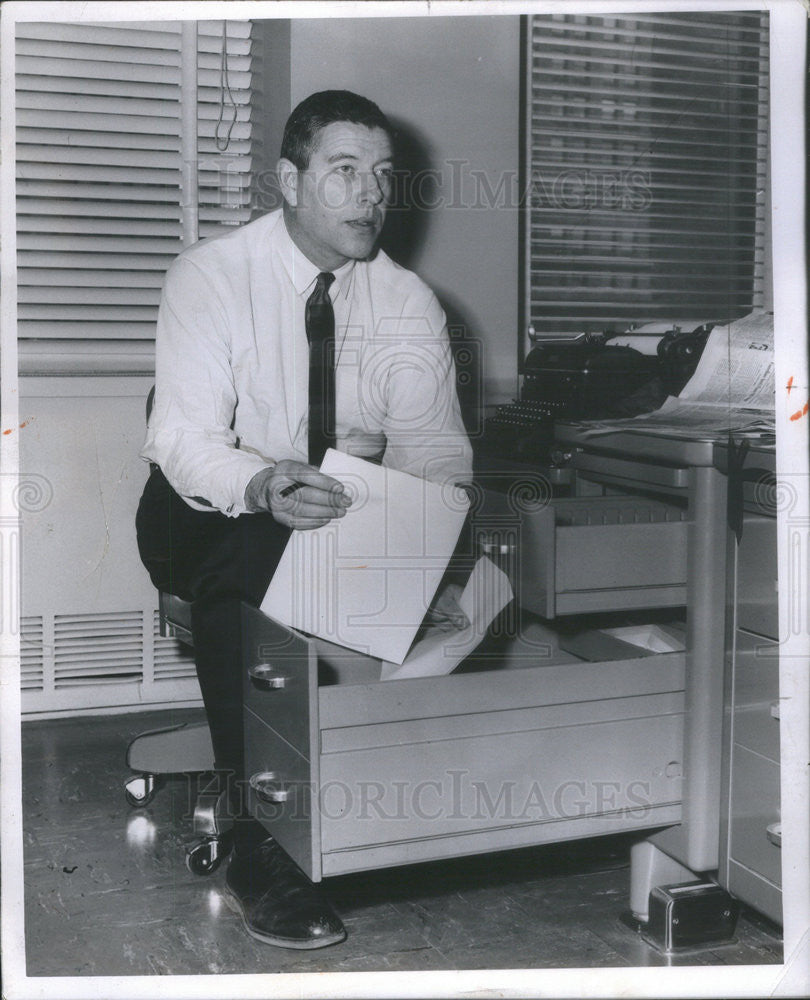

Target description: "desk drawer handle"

left=248, top=663, right=289, bottom=690
left=770, top=701, right=780, bottom=720
left=766, top=822, right=782, bottom=848
left=249, top=771, right=291, bottom=803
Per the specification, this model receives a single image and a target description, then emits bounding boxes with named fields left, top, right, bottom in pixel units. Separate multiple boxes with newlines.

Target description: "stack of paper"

left=261, top=450, right=471, bottom=665
left=581, top=311, right=775, bottom=440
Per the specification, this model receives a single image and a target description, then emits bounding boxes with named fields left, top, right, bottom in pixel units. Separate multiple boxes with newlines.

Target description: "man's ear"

left=276, top=158, right=299, bottom=208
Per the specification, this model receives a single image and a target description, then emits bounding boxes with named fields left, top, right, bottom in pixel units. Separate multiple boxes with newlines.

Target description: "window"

left=526, top=11, right=770, bottom=335
left=15, top=19, right=259, bottom=373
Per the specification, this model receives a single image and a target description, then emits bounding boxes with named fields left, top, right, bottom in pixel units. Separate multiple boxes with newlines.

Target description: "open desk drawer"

left=242, top=605, right=685, bottom=882
left=481, top=493, right=688, bottom=617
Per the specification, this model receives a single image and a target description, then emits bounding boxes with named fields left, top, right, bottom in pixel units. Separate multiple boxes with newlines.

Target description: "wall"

left=18, top=378, right=198, bottom=717
left=253, top=18, right=291, bottom=217
left=287, top=14, right=522, bottom=408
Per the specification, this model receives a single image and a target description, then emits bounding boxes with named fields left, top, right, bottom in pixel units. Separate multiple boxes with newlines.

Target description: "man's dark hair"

left=280, top=90, right=394, bottom=169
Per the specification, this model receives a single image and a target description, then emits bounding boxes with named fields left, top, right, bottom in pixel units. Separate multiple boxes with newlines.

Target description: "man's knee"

left=135, top=467, right=223, bottom=601
left=135, top=467, right=290, bottom=605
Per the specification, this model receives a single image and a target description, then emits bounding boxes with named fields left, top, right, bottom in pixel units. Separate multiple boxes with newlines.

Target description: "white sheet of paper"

left=379, top=556, right=513, bottom=681
left=578, top=311, right=775, bottom=439
left=260, top=450, right=470, bottom=664
left=599, top=623, right=686, bottom=655
left=678, top=310, right=774, bottom=409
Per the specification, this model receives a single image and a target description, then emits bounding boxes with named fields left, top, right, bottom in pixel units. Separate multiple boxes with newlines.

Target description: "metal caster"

left=185, top=833, right=232, bottom=876
left=124, top=772, right=158, bottom=807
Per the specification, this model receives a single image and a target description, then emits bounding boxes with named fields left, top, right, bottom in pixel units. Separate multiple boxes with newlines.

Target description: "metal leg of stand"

left=681, top=464, right=728, bottom=872
left=629, top=839, right=699, bottom=922
left=627, top=462, right=729, bottom=911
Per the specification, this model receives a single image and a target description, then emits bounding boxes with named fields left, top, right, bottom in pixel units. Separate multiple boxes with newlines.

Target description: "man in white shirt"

left=137, top=90, right=473, bottom=950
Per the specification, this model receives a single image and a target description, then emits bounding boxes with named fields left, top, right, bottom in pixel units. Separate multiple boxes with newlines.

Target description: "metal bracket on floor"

left=640, top=879, right=740, bottom=954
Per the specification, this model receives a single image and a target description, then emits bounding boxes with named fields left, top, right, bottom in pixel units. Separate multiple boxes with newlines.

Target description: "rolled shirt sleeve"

left=142, top=256, right=271, bottom=516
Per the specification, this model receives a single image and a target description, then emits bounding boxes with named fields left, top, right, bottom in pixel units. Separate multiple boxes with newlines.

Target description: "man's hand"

left=425, top=581, right=469, bottom=631
left=245, top=460, right=352, bottom=529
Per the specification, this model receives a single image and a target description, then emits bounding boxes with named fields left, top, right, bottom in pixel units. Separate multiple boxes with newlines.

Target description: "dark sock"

left=232, top=815, right=273, bottom=858
left=224, top=773, right=270, bottom=858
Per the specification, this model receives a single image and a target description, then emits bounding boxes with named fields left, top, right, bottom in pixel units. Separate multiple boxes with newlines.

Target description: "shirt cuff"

left=170, top=452, right=273, bottom=517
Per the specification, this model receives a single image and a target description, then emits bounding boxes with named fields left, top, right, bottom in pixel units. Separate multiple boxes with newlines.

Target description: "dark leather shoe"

left=224, top=838, right=346, bottom=949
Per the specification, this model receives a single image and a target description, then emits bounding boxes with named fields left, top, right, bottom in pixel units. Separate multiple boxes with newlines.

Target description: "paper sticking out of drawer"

left=559, top=622, right=686, bottom=662
left=598, top=623, right=686, bottom=654
left=380, top=556, right=514, bottom=681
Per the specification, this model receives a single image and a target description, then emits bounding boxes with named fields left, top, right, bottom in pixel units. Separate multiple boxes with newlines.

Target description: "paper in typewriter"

left=582, top=310, right=775, bottom=439
left=260, top=449, right=470, bottom=664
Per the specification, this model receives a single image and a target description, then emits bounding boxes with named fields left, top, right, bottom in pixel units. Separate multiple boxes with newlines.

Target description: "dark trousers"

left=135, top=466, right=290, bottom=825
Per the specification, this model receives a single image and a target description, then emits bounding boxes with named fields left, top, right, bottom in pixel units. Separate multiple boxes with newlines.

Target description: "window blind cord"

left=215, top=20, right=237, bottom=152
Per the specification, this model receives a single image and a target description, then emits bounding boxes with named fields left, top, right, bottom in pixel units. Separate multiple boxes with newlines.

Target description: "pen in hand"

left=279, top=480, right=352, bottom=505
left=273, top=471, right=352, bottom=527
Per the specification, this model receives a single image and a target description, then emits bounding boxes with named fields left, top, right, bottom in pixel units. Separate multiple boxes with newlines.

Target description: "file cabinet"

left=549, top=431, right=784, bottom=930
left=241, top=478, right=692, bottom=881
left=719, top=456, right=782, bottom=924
left=242, top=429, right=739, bottom=890
left=242, top=603, right=686, bottom=881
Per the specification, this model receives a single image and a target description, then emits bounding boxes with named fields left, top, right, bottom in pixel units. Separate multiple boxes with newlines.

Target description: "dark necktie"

left=305, top=271, right=336, bottom=465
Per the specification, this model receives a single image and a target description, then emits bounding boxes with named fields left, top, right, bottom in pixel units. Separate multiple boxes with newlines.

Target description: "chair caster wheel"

left=124, top=773, right=158, bottom=807
left=186, top=834, right=231, bottom=876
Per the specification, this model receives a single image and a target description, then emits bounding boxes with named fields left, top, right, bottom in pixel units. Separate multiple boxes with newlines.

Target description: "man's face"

left=282, top=121, right=394, bottom=271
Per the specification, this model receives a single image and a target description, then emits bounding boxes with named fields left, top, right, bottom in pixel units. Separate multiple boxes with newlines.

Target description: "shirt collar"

left=277, top=212, right=355, bottom=302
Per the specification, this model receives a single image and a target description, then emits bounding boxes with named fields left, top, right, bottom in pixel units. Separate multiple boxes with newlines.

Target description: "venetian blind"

left=527, top=12, right=770, bottom=335
left=15, top=20, right=258, bottom=368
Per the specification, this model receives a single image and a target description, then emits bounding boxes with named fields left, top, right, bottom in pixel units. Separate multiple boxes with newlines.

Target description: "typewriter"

left=479, top=323, right=713, bottom=468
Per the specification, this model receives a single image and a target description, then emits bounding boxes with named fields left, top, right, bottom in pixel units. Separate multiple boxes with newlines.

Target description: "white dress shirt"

left=142, top=209, right=473, bottom=516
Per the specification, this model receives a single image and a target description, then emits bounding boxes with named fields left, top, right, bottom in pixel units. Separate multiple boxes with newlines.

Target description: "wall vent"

left=53, top=611, right=143, bottom=688
left=19, top=607, right=203, bottom=715
left=152, top=610, right=196, bottom=682
left=20, top=615, right=45, bottom=691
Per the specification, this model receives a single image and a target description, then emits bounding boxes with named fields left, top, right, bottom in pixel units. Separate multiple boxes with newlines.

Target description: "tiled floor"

left=20, top=707, right=783, bottom=977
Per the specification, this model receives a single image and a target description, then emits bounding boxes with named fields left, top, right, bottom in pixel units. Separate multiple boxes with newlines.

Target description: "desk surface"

left=556, top=422, right=775, bottom=472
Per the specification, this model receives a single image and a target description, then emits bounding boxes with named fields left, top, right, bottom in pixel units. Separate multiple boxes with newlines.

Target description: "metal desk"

left=555, top=424, right=749, bottom=911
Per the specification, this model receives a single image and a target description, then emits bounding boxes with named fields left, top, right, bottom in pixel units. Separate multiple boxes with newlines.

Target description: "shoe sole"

left=223, top=885, right=347, bottom=950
